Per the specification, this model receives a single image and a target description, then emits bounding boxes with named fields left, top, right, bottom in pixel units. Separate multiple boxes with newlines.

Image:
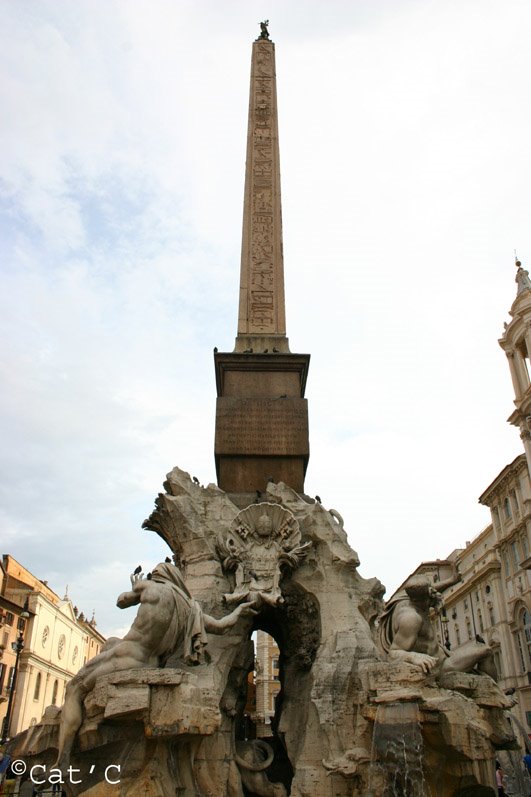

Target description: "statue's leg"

left=55, top=681, right=85, bottom=769
left=441, top=641, right=495, bottom=678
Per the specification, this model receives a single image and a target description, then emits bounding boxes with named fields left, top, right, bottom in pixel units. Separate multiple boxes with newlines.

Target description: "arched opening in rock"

left=234, top=584, right=321, bottom=797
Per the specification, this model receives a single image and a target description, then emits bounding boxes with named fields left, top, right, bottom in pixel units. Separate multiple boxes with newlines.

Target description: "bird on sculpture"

left=133, top=565, right=142, bottom=575
left=263, top=349, right=269, bottom=353
left=475, top=634, right=485, bottom=644
left=193, top=476, right=200, bottom=485
left=267, top=475, right=275, bottom=484
left=243, top=348, right=253, bottom=353
left=315, top=496, right=322, bottom=504
left=213, top=347, right=218, bottom=353
left=165, top=557, right=172, bottom=563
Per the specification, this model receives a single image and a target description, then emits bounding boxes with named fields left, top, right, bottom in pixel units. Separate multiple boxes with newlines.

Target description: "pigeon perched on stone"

left=193, top=476, right=200, bottom=485
left=315, top=495, right=322, bottom=504
left=133, top=565, right=142, bottom=575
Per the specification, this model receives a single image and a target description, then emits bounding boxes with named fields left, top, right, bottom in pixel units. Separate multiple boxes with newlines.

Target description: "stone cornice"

left=478, top=454, right=527, bottom=504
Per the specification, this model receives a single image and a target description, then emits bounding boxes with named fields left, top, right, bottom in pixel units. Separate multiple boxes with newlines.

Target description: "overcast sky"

left=2, top=0, right=531, bottom=636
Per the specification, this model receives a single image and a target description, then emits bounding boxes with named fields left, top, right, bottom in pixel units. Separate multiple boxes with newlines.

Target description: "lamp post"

left=1, top=604, right=30, bottom=744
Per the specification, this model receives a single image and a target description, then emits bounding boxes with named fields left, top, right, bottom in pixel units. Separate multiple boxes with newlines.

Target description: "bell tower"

left=214, top=25, right=310, bottom=495
left=499, top=258, right=531, bottom=470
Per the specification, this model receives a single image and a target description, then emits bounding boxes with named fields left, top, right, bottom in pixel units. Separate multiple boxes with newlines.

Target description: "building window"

left=516, top=632, right=527, bottom=673
left=33, top=672, right=42, bottom=701
left=454, top=625, right=461, bottom=646
left=5, top=612, right=13, bottom=627
left=52, top=679, right=59, bottom=705
left=511, top=489, right=520, bottom=517
left=493, top=506, right=501, bottom=531
left=478, top=610, right=484, bottom=633
left=489, top=605, right=495, bottom=626
left=512, top=541, right=520, bottom=569
left=504, top=497, right=512, bottom=519
left=503, top=550, right=511, bottom=577
left=464, top=598, right=468, bottom=610
left=524, top=609, right=531, bottom=666
left=523, top=534, right=530, bottom=560
left=466, top=618, right=472, bottom=640
left=494, top=651, right=502, bottom=679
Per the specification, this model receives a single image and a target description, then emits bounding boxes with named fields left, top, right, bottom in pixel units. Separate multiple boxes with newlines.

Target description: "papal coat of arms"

left=217, top=502, right=311, bottom=606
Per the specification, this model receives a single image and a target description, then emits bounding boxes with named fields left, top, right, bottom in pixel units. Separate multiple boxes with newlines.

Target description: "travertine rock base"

left=10, top=469, right=516, bottom=796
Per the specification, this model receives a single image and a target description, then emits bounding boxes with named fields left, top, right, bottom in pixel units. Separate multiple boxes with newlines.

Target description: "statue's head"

left=405, top=576, right=442, bottom=608
left=256, top=513, right=273, bottom=537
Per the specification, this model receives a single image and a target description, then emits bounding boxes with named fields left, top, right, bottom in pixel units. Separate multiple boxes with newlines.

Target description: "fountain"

left=5, top=26, right=520, bottom=797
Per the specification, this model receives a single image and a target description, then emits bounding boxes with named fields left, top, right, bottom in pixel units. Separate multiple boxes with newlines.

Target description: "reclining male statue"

left=55, top=562, right=257, bottom=768
left=379, top=568, right=497, bottom=679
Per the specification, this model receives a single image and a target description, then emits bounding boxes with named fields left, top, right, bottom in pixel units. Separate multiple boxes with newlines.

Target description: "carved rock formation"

left=8, top=469, right=516, bottom=796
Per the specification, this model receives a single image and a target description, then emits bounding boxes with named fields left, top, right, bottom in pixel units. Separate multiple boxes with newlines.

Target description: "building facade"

left=251, top=630, right=281, bottom=738
left=388, top=458, right=531, bottom=737
left=0, top=554, right=105, bottom=739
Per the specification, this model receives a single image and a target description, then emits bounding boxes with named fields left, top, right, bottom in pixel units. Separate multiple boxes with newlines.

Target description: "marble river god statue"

left=55, top=560, right=257, bottom=770
left=379, top=567, right=498, bottom=680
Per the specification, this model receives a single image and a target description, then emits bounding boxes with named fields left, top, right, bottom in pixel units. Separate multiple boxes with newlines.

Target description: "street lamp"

left=1, top=602, right=30, bottom=744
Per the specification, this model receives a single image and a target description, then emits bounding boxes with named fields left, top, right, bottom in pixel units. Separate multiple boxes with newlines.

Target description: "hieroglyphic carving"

left=249, top=41, right=276, bottom=332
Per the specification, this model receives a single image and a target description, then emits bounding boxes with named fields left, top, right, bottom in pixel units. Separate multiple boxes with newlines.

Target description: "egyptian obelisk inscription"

left=238, top=39, right=286, bottom=339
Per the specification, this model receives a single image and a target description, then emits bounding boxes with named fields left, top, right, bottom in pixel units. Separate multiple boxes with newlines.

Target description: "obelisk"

left=214, top=25, right=310, bottom=496
left=235, top=27, right=287, bottom=354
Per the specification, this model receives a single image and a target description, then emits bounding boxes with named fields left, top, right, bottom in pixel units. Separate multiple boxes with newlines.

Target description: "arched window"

left=33, top=672, right=41, bottom=701
left=454, top=624, right=461, bottom=646
left=52, top=679, right=59, bottom=705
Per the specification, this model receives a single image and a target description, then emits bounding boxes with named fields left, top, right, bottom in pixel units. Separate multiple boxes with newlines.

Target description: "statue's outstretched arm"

left=204, top=600, right=258, bottom=634
left=436, top=564, right=462, bottom=593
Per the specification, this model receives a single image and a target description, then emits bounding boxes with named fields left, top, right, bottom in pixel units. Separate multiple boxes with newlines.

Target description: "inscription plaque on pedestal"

left=215, top=397, right=309, bottom=457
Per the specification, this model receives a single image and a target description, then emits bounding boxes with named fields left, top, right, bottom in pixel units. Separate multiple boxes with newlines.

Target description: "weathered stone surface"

left=11, top=469, right=517, bottom=796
